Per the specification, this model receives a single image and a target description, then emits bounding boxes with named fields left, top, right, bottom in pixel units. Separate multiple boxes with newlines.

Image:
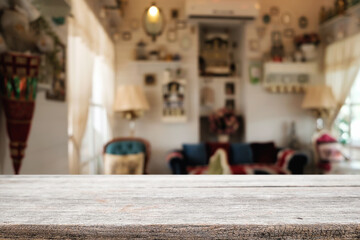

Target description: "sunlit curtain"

left=67, top=0, right=115, bottom=174
left=325, top=32, right=360, bottom=129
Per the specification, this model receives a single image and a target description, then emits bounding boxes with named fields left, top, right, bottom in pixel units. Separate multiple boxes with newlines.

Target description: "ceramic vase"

left=218, top=134, right=229, bottom=143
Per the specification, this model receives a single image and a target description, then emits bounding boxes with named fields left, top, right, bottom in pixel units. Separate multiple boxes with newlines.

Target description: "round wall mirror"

left=143, top=3, right=165, bottom=42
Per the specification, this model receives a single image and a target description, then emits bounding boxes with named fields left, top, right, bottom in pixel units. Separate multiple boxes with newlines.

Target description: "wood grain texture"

left=0, top=175, right=360, bottom=239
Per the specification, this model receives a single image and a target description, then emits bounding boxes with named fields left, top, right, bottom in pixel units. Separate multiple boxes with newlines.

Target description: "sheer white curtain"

left=67, top=0, right=115, bottom=174
left=325, top=32, right=360, bottom=129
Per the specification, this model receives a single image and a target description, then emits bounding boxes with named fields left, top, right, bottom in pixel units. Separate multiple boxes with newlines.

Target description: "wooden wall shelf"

left=263, top=62, right=318, bottom=94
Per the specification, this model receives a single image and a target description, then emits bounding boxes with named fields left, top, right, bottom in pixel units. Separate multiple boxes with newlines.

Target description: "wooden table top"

left=0, top=175, right=359, bottom=239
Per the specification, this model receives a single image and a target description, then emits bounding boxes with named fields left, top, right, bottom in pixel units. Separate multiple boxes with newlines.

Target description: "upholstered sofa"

left=167, top=142, right=308, bottom=174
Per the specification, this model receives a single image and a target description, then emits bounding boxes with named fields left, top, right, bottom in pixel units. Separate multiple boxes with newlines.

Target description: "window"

left=80, top=57, right=112, bottom=174
left=334, top=70, right=360, bottom=161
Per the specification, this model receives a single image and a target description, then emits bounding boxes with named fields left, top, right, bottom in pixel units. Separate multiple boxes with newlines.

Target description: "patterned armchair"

left=103, top=138, right=151, bottom=174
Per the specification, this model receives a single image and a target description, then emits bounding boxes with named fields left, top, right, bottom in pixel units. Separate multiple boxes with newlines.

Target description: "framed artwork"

left=271, top=31, right=282, bottom=43
left=270, top=6, right=280, bottom=16
left=299, top=16, right=308, bottom=29
left=167, top=28, right=177, bottom=42
left=144, top=73, right=157, bottom=86
left=284, top=28, right=295, bottom=38
left=249, top=60, right=262, bottom=85
left=225, top=82, right=235, bottom=95
left=263, top=14, right=271, bottom=24
left=281, top=12, right=292, bottom=26
left=171, top=9, right=179, bottom=19
left=46, top=42, right=66, bottom=101
left=162, top=79, right=187, bottom=122
left=225, top=99, right=235, bottom=111
left=176, top=20, right=187, bottom=30
left=180, top=35, right=192, bottom=50
left=256, top=27, right=266, bottom=38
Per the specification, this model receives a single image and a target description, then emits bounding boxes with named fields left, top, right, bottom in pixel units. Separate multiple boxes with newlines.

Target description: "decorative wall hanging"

left=299, top=16, right=308, bottom=29
left=122, top=31, right=132, bottom=41
left=136, top=40, right=147, bottom=60
left=284, top=28, right=295, bottom=38
left=144, top=73, right=157, bottom=86
left=176, top=20, right=187, bottom=30
left=171, top=9, right=179, bottom=19
left=225, top=99, right=235, bottom=111
left=200, top=31, right=232, bottom=76
left=200, top=86, right=215, bottom=107
left=166, top=28, right=177, bottom=42
left=162, top=70, right=187, bottom=122
left=143, top=3, right=165, bottom=41
left=281, top=12, right=292, bottom=26
left=180, top=35, right=192, bottom=51
left=256, top=27, right=266, bottom=38
left=249, top=60, right=262, bottom=85
left=263, top=14, right=271, bottom=24
left=0, top=52, right=40, bottom=174
left=270, top=6, right=280, bottom=16
left=225, top=82, right=235, bottom=95
left=271, top=31, right=282, bottom=43
left=46, top=42, right=66, bottom=101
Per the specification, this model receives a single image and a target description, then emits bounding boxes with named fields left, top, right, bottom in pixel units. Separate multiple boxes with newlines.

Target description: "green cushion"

left=105, top=141, right=145, bottom=155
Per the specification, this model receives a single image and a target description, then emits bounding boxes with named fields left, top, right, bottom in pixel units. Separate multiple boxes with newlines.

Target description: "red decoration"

left=2, top=98, right=35, bottom=174
left=0, top=52, right=40, bottom=174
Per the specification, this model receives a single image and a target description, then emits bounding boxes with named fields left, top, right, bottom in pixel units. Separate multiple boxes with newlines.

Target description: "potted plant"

left=209, top=108, right=239, bottom=142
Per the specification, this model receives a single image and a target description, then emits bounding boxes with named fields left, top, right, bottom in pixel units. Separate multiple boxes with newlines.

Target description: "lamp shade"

left=114, top=85, right=150, bottom=112
left=302, top=85, right=337, bottom=110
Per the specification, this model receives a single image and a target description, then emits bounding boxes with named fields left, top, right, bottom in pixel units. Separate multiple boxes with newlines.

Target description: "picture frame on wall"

left=167, top=28, right=178, bottom=42
left=249, top=59, right=262, bottom=85
left=225, top=99, right=235, bottom=111
left=144, top=73, right=157, bottom=86
left=225, top=82, right=235, bottom=95
left=162, top=78, right=187, bottom=123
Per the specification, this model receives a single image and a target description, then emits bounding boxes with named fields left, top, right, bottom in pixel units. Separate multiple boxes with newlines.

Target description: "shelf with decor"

left=319, top=3, right=360, bottom=42
left=263, top=62, right=318, bottom=94
left=320, top=3, right=360, bottom=29
left=131, top=61, right=182, bottom=67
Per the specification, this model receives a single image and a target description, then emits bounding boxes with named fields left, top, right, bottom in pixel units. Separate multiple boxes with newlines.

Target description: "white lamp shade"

left=114, top=85, right=150, bottom=112
left=302, top=85, right=337, bottom=110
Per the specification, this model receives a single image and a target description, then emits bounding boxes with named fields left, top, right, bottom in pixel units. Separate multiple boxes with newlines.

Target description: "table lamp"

left=114, top=85, right=150, bottom=136
left=302, top=85, right=337, bottom=131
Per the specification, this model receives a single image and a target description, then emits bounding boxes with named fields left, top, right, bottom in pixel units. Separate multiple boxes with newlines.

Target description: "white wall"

left=0, top=92, right=68, bottom=174
left=115, top=0, right=332, bottom=174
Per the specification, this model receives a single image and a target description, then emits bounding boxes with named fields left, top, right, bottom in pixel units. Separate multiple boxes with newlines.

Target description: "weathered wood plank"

left=0, top=176, right=359, bottom=239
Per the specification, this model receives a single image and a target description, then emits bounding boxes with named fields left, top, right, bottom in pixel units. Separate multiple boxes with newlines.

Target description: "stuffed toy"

left=315, top=132, right=346, bottom=173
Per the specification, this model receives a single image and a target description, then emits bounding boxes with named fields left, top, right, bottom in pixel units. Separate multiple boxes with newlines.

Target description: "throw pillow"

left=250, top=142, right=277, bottom=164
left=208, top=148, right=231, bottom=174
left=104, top=153, right=144, bottom=175
left=183, top=143, right=208, bottom=166
left=230, top=143, right=253, bottom=165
